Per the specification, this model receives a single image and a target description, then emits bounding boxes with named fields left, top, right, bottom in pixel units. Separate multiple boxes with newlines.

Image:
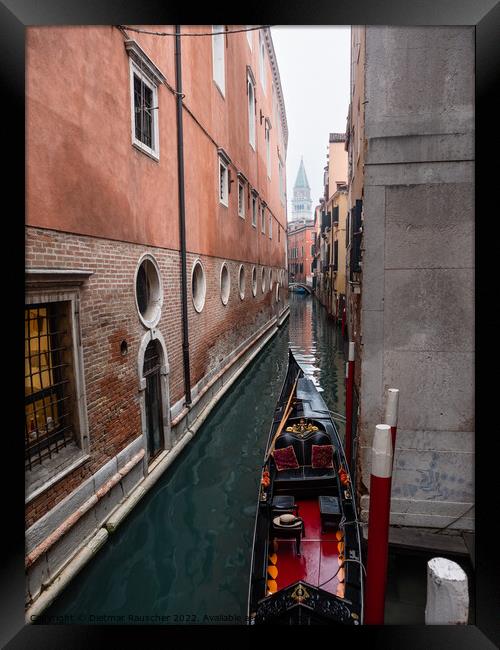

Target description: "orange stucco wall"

left=26, top=25, right=287, bottom=269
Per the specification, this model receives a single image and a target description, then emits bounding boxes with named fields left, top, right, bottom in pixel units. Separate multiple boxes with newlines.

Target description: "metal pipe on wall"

left=175, top=25, right=192, bottom=406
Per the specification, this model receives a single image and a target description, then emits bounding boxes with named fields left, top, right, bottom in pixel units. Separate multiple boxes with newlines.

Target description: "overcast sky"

left=270, top=26, right=351, bottom=219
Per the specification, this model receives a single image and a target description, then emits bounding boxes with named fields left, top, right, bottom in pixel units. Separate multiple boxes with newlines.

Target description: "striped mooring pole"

left=385, top=388, right=399, bottom=468
left=344, top=342, right=355, bottom=469
left=364, top=423, right=393, bottom=624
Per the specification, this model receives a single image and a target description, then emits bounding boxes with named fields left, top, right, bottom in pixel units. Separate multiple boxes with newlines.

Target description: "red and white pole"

left=344, top=342, right=355, bottom=468
left=385, top=388, right=399, bottom=468
left=364, top=423, right=393, bottom=625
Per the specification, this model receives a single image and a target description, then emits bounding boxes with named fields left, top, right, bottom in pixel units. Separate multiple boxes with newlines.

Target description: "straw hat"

left=273, top=514, right=301, bottom=527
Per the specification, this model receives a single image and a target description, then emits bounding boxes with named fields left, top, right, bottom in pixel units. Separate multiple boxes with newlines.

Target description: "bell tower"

left=291, top=157, right=312, bottom=222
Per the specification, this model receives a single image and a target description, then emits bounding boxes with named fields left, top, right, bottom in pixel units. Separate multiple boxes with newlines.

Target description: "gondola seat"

left=273, top=429, right=336, bottom=492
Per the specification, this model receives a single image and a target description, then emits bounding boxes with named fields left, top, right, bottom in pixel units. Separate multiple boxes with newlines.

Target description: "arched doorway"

left=143, top=339, right=164, bottom=461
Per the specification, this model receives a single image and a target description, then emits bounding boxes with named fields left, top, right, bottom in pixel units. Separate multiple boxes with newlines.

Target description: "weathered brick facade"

left=25, top=227, right=287, bottom=528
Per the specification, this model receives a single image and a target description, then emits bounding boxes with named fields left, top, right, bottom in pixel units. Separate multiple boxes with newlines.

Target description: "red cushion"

left=273, top=445, right=299, bottom=471
left=311, top=444, right=334, bottom=469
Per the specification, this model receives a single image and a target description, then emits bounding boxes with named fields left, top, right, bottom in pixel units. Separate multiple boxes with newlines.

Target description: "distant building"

left=314, top=134, right=348, bottom=318
left=25, top=25, right=288, bottom=612
left=346, top=26, right=474, bottom=539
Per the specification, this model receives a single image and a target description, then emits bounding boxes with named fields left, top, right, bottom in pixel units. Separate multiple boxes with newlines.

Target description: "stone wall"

left=358, top=26, right=474, bottom=531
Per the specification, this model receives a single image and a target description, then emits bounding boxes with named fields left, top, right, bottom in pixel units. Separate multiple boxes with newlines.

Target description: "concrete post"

left=384, top=388, right=399, bottom=469
left=364, top=423, right=393, bottom=625
left=344, top=342, right=355, bottom=468
left=425, top=557, right=469, bottom=624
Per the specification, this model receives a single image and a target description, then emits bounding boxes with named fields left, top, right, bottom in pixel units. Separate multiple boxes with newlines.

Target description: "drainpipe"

left=175, top=25, right=192, bottom=406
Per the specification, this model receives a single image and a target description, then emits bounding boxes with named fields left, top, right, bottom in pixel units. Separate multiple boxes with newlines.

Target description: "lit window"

left=25, top=303, right=76, bottom=472
left=212, top=25, right=225, bottom=95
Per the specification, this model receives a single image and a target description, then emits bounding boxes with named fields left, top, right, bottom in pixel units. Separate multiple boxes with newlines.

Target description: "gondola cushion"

left=311, top=444, right=334, bottom=468
left=273, top=445, right=300, bottom=471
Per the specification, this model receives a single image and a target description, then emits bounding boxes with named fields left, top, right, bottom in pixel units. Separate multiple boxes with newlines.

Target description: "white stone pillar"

left=425, top=557, right=469, bottom=624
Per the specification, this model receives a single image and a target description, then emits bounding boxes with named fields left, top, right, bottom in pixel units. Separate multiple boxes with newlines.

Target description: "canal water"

left=42, top=293, right=346, bottom=625
left=40, top=293, right=474, bottom=625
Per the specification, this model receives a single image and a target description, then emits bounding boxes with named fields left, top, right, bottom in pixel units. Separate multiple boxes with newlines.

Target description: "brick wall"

left=25, top=226, right=286, bottom=528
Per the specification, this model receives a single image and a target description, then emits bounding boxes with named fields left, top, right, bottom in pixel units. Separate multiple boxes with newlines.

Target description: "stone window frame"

left=25, top=270, right=92, bottom=504
left=238, top=264, right=246, bottom=300
left=134, top=253, right=164, bottom=330
left=268, top=268, right=273, bottom=293
left=261, top=203, right=266, bottom=234
left=218, top=155, right=229, bottom=207
left=220, top=261, right=231, bottom=306
left=261, top=266, right=266, bottom=294
left=191, top=258, right=207, bottom=313
left=125, top=40, right=166, bottom=162
left=251, top=265, right=257, bottom=297
left=251, top=189, right=258, bottom=228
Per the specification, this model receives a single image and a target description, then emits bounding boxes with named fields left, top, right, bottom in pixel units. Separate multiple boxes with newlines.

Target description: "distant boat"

left=247, top=349, right=364, bottom=624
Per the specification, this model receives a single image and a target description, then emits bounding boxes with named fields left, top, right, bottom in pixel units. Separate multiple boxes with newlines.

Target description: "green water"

left=40, top=294, right=346, bottom=625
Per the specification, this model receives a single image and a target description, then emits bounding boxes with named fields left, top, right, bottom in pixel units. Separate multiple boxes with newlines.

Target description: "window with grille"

left=25, top=303, right=75, bottom=471
left=125, top=41, right=166, bottom=160
left=128, top=57, right=160, bottom=159
left=134, top=74, right=154, bottom=149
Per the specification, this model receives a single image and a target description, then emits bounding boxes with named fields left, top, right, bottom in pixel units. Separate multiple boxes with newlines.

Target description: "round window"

left=261, top=267, right=266, bottom=294
left=239, top=264, right=245, bottom=300
left=135, top=255, right=163, bottom=328
left=251, top=266, right=257, bottom=297
left=220, top=262, right=230, bottom=305
left=192, top=260, right=206, bottom=313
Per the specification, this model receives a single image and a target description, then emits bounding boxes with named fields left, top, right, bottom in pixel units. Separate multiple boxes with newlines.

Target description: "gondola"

left=247, top=349, right=364, bottom=625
